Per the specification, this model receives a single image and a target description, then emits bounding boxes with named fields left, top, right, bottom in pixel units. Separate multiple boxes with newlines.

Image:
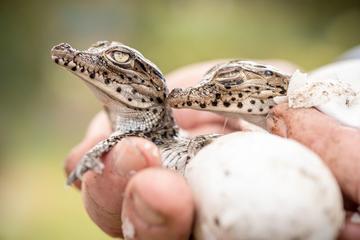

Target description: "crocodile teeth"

left=68, top=61, right=76, bottom=68
left=57, top=58, right=65, bottom=65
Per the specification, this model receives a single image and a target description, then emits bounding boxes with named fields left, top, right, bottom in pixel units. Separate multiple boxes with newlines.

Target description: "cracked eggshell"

left=185, top=132, right=344, bottom=240
left=286, top=60, right=360, bottom=128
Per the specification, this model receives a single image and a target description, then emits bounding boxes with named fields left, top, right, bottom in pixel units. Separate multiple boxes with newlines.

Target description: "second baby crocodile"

left=167, top=60, right=291, bottom=128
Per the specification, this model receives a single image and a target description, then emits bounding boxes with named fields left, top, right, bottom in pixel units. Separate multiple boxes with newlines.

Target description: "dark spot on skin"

left=128, top=130, right=133, bottom=134
left=215, top=93, right=221, bottom=99
left=238, top=93, right=243, bottom=98
left=150, top=98, right=154, bottom=102
left=225, top=85, right=231, bottom=89
left=54, top=58, right=59, bottom=64
left=163, top=93, right=166, bottom=98
left=186, top=101, right=192, bottom=106
left=128, top=77, right=132, bottom=81
left=186, top=156, right=191, bottom=160
left=250, top=100, right=256, bottom=104
left=268, top=96, right=273, bottom=99
left=211, top=100, right=218, bottom=106
left=128, top=98, right=132, bottom=102
left=255, top=86, right=260, bottom=90
left=141, top=79, right=145, bottom=83
left=236, top=79, right=244, bottom=84
left=214, top=217, right=220, bottom=226
left=228, top=92, right=232, bottom=96
left=194, top=100, right=199, bottom=104
left=181, top=102, right=185, bottom=106
left=120, top=74, right=124, bottom=79
left=260, top=100, right=264, bottom=104
left=200, top=103, right=206, bottom=108
left=244, top=90, right=251, bottom=93
left=269, top=105, right=273, bottom=109
left=223, top=101, right=230, bottom=107
left=80, top=67, right=85, bottom=72
left=141, top=98, right=145, bottom=103
left=153, top=69, right=163, bottom=79
left=280, top=90, right=286, bottom=94
left=151, top=137, right=157, bottom=142
left=89, top=72, right=95, bottom=79
left=103, top=72, right=108, bottom=76
left=105, top=78, right=111, bottom=84
left=259, top=108, right=263, bottom=112
left=174, top=104, right=178, bottom=107
left=152, top=109, right=158, bottom=114
left=248, top=108, right=252, bottom=112
left=135, top=61, right=146, bottom=72
left=132, top=89, right=137, bottom=94
left=71, top=66, right=77, bottom=71
left=264, top=70, right=273, bottom=76
left=237, top=102, right=243, bottom=108
left=64, top=61, right=68, bottom=66
left=231, top=97, right=236, bottom=101
left=116, top=87, right=121, bottom=93
left=156, top=97, right=163, bottom=104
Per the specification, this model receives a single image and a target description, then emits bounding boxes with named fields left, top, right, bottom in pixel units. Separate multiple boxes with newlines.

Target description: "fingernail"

left=112, top=139, right=147, bottom=177
left=143, top=141, right=160, bottom=159
left=351, top=212, right=360, bottom=224
left=122, top=216, right=136, bottom=240
left=132, top=192, right=166, bottom=225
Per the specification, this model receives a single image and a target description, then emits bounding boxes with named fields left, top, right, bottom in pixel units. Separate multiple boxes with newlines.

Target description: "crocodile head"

left=168, top=60, right=290, bottom=116
left=51, top=41, right=170, bottom=132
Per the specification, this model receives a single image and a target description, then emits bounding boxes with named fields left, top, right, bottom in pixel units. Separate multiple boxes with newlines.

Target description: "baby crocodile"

left=167, top=60, right=290, bottom=128
left=51, top=41, right=217, bottom=185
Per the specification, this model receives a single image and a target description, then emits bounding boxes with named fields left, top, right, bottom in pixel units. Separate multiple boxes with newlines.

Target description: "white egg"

left=185, top=132, right=344, bottom=240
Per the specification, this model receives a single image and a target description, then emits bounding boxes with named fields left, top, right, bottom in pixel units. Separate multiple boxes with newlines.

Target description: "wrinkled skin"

left=65, top=60, right=360, bottom=240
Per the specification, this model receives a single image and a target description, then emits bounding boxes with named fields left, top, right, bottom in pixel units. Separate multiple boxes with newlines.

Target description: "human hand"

left=267, top=104, right=360, bottom=240
left=65, top=112, right=194, bottom=240
left=64, top=59, right=301, bottom=240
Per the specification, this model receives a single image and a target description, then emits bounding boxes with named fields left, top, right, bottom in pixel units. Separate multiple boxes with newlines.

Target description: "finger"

left=338, top=212, right=360, bottom=240
left=64, top=111, right=111, bottom=189
left=173, top=109, right=227, bottom=131
left=267, top=103, right=360, bottom=204
left=82, top=137, right=161, bottom=237
left=121, top=168, right=194, bottom=240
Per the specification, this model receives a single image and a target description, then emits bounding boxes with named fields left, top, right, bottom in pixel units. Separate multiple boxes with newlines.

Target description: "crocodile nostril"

left=51, top=43, right=74, bottom=53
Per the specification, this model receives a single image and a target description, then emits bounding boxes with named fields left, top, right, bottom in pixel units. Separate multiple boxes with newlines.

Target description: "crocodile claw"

left=66, top=156, right=104, bottom=185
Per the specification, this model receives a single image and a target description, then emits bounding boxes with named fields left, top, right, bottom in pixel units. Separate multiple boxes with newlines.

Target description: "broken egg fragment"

left=185, top=132, right=344, bottom=240
left=286, top=60, right=360, bottom=128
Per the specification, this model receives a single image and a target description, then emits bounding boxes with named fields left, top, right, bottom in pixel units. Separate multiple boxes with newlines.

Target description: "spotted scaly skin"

left=51, top=41, right=218, bottom=185
left=168, top=60, right=291, bottom=128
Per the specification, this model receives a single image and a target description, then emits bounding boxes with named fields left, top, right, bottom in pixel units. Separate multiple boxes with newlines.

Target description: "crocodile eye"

left=113, top=51, right=130, bottom=63
left=264, top=70, right=273, bottom=76
left=107, top=51, right=130, bottom=63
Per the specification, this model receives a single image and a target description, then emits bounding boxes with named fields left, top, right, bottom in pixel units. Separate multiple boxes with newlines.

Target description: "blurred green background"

left=0, top=0, right=359, bottom=239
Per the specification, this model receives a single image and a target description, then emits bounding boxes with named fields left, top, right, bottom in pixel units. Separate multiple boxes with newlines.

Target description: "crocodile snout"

left=51, top=43, right=76, bottom=57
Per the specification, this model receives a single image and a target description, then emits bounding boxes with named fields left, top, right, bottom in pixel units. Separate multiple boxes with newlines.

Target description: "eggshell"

left=185, top=132, right=344, bottom=240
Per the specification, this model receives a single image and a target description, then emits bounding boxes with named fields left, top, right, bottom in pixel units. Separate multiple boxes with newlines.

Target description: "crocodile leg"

left=67, top=131, right=142, bottom=185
